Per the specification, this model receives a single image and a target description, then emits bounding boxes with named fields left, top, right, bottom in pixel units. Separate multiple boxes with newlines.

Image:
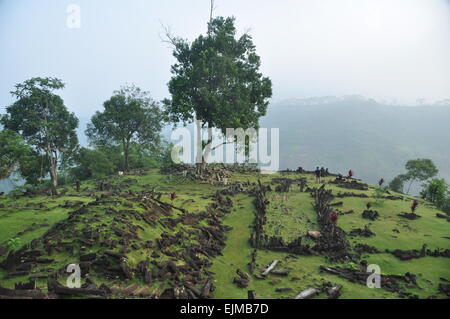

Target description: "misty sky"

left=1, top=0, right=449, bottom=119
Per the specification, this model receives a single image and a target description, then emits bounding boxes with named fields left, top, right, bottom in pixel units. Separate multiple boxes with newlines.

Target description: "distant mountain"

left=261, top=96, right=450, bottom=193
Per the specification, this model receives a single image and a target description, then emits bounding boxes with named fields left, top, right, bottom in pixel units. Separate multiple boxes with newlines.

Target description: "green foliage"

left=372, top=186, right=388, bottom=205
left=421, top=178, right=448, bottom=206
left=0, top=129, right=32, bottom=180
left=389, top=174, right=407, bottom=193
left=164, top=16, right=272, bottom=160
left=1, top=77, right=79, bottom=191
left=5, top=237, right=22, bottom=252
left=96, top=141, right=170, bottom=172
left=70, top=147, right=115, bottom=181
left=404, top=158, right=438, bottom=194
left=86, top=84, right=164, bottom=171
left=17, top=151, right=51, bottom=186
left=151, top=140, right=176, bottom=168
left=405, top=158, right=438, bottom=181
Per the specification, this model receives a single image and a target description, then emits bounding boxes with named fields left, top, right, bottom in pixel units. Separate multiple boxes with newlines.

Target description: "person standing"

left=315, top=167, right=321, bottom=183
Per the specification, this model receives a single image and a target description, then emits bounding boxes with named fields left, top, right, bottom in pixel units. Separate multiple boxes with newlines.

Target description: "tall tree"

left=0, top=129, right=32, bottom=180
left=163, top=15, right=272, bottom=169
left=86, top=84, right=164, bottom=171
left=404, top=158, right=438, bottom=194
left=1, top=77, right=79, bottom=194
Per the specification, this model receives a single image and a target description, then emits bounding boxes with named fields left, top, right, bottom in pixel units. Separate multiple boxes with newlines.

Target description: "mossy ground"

left=0, top=169, right=448, bottom=298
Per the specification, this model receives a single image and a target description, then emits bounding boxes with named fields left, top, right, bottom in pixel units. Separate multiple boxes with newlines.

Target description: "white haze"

left=0, top=0, right=449, bottom=118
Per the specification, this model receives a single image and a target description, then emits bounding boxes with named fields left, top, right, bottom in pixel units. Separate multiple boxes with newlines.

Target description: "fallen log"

left=201, top=278, right=212, bottom=299
left=0, top=286, right=48, bottom=299
left=271, top=269, right=290, bottom=276
left=233, top=277, right=249, bottom=288
left=4, top=271, right=30, bottom=279
left=15, top=281, right=36, bottom=290
left=262, top=260, right=279, bottom=277
left=47, top=280, right=107, bottom=297
left=104, top=251, right=124, bottom=260
left=294, top=288, right=320, bottom=299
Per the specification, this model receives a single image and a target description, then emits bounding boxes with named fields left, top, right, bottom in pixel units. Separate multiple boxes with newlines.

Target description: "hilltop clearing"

left=0, top=166, right=448, bottom=299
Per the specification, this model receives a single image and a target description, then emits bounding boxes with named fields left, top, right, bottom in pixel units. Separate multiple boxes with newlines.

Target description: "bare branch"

left=158, top=20, right=177, bottom=48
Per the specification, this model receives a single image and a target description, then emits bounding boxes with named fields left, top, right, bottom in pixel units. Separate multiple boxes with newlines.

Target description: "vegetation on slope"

left=0, top=167, right=448, bottom=299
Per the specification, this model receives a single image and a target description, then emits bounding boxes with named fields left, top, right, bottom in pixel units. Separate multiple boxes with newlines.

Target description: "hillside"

left=0, top=166, right=448, bottom=299
left=261, top=97, right=450, bottom=194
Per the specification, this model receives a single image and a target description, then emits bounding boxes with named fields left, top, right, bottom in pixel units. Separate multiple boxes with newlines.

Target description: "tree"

left=404, top=159, right=438, bottom=194
left=389, top=174, right=407, bottom=193
left=163, top=16, right=272, bottom=169
left=70, top=148, right=115, bottom=181
left=1, top=77, right=79, bottom=194
left=421, top=179, right=448, bottom=206
left=0, top=130, right=32, bottom=180
left=97, top=142, right=168, bottom=172
left=86, top=84, right=164, bottom=172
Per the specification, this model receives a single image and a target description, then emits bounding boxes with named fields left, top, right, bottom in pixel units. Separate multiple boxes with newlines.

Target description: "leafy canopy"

left=87, top=84, right=163, bottom=147
left=1, top=77, right=79, bottom=189
left=164, top=16, right=272, bottom=135
left=405, top=158, right=438, bottom=182
left=0, top=130, right=32, bottom=180
left=70, top=147, right=115, bottom=181
left=421, top=178, right=448, bottom=206
left=1, top=77, right=78, bottom=154
left=86, top=84, right=164, bottom=170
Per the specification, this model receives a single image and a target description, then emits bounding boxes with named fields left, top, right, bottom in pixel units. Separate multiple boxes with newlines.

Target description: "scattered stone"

left=307, top=231, right=322, bottom=239
left=362, top=210, right=379, bottom=221
left=327, top=284, right=342, bottom=299
left=275, top=287, right=292, bottom=293
left=397, top=212, right=421, bottom=220
left=349, top=226, right=375, bottom=237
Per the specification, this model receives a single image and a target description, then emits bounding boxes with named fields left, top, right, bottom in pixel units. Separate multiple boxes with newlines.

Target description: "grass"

left=0, top=169, right=448, bottom=298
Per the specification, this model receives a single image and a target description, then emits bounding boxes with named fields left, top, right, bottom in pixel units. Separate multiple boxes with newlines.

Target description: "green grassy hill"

left=0, top=167, right=448, bottom=299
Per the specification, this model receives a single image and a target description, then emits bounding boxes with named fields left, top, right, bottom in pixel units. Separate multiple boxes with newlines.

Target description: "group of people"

left=315, top=166, right=329, bottom=183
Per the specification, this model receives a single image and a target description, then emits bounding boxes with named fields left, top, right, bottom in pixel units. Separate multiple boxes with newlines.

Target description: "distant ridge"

left=261, top=96, right=450, bottom=194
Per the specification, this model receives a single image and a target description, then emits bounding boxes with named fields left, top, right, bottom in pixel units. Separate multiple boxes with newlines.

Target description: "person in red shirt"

left=348, top=170, right=354, bottom=179
left=330, top=212, right=338, bottom=237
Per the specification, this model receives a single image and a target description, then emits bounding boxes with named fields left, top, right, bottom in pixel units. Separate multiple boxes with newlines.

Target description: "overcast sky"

left=1, top=0, right=449, bottom=119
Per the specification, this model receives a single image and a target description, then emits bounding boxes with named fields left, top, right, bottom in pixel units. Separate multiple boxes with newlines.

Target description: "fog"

left=1, top=0, right=449, bottom=117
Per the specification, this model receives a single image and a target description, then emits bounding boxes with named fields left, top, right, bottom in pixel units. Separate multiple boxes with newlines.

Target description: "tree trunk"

left=201, top=124, right=213, bottom=172
left=407, top=179, right=414, bottom=195
left=123, top=140, right=130, bottom=172
left=47, top=145, right=58, bottom=196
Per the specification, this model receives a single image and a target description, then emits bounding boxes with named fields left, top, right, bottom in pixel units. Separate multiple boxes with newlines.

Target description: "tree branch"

left=158, top=21, right=178, bottom=47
